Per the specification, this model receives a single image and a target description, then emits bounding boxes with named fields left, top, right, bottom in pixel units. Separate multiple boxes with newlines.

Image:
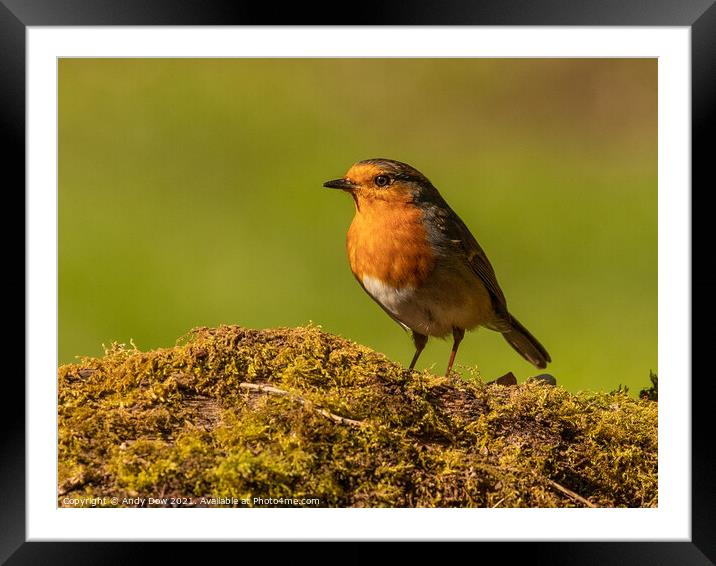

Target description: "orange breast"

left=346, top=198, right=435, bottom=289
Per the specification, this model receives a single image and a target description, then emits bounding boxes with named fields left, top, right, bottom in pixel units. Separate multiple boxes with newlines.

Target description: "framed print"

left=5, top=0, right=713, bottom=563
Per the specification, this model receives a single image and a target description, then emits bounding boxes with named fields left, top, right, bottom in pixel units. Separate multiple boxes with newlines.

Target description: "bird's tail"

left=501, top=315, right=551, bottom=369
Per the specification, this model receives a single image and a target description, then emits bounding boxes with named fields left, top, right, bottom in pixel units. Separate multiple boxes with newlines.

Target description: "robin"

left=324, top=158, right=550, bottom=377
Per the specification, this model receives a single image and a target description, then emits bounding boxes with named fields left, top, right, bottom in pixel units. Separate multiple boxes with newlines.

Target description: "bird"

left=323, top=158, right=550, bottom=377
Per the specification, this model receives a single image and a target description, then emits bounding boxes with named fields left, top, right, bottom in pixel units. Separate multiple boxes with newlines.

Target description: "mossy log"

left=58, top=325, right=657, bottom=508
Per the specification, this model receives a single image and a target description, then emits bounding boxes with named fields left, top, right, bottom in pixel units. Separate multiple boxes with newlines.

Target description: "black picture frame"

left=4, top=1, right=712, bottom=563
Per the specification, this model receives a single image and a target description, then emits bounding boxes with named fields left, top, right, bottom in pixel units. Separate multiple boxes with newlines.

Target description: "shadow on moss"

left=58, top=325, right=657, bottom=508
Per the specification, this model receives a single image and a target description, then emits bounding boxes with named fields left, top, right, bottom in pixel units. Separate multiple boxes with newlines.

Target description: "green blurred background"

left=59, top=58, right=657, bottom=393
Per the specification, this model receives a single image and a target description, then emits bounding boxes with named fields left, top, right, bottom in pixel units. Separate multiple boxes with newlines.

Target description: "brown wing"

left=431, top=202, right=508, bottom=313
left=453, top=215, right=508, bottom=308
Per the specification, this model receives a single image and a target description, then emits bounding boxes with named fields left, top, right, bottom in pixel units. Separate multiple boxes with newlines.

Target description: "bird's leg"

left=409, top=332, right=428, bottom=371
left=445, top=327, right=465, bottom=376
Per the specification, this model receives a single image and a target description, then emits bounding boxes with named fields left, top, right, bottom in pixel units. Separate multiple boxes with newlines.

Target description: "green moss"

left=58, top=324, right=657, bottom=508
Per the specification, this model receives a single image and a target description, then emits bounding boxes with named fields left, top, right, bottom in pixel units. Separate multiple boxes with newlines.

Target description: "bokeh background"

left=59, top=58, right=657, bottom=394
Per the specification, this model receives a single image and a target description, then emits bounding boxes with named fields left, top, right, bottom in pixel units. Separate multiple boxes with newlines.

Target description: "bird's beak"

left=323, top=178, right=358, bottom=191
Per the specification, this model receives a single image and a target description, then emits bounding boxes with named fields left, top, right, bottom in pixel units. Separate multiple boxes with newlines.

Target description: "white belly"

left=361, top=270, right=494, bottom=337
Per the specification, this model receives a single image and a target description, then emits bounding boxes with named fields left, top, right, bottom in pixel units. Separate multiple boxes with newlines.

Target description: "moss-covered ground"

left=58, top=325, right=657, bottom=508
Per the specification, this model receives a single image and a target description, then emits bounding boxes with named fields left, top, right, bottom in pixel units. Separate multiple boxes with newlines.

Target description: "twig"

left=475, top=462, right=598, bottom=508
left=239, top=382, right=364, bottom=427
left=58, top=478, right=88, bottom=496
left=546, top=479, right=597, bottom=508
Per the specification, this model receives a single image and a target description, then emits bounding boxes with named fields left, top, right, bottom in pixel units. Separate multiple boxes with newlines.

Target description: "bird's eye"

left=374, top=175, right=390, bottom=187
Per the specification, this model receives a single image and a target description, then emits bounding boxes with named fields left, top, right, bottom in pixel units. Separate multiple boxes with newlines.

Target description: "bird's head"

left=323, top=158, right=434, bottom=206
